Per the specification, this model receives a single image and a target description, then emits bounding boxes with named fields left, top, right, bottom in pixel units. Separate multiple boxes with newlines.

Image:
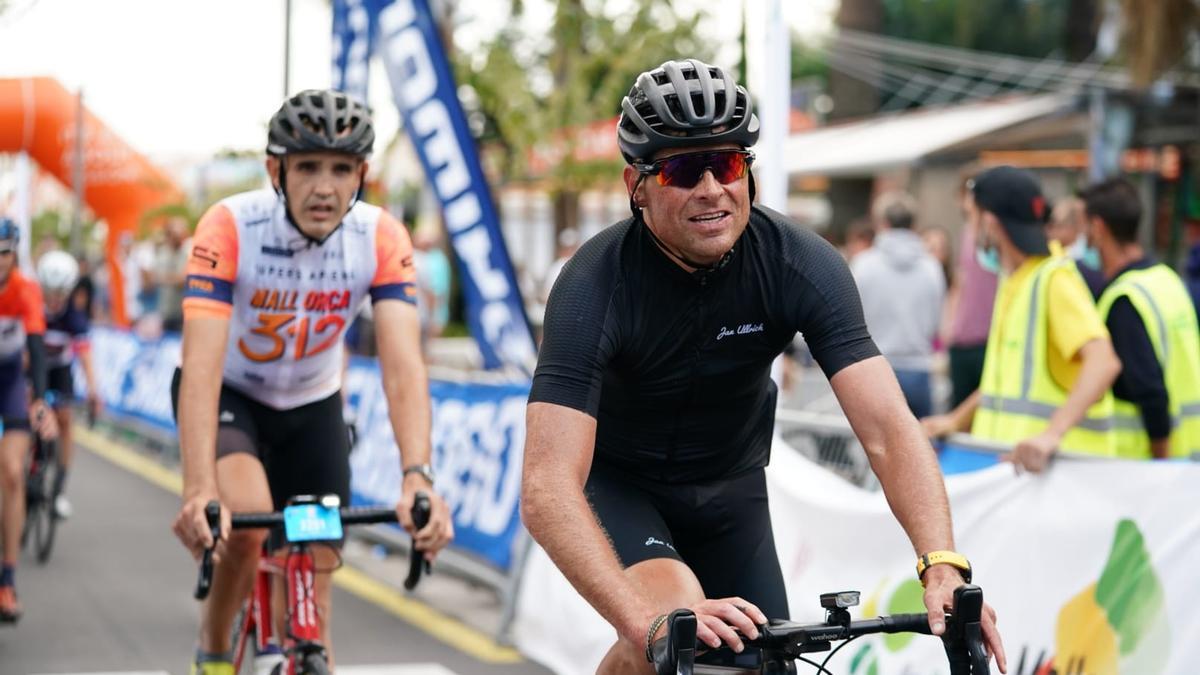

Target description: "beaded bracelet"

left=644, top=613, right=669, bottom=662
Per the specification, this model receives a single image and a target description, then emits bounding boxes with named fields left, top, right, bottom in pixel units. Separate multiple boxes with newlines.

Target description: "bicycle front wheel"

left=298, top=652, right=330, bottom=675
left=32, top=460, right=60, bottom=563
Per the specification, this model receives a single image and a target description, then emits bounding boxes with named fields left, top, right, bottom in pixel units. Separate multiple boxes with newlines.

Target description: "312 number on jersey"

left=238, top=312, right=346, bottom=362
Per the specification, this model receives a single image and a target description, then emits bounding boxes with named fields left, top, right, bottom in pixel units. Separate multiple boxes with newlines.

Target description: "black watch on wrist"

left=403, top=463, right=436, bottom=486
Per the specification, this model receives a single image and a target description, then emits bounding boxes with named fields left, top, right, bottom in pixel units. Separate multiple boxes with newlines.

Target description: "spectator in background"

left=920, top=225, right=953, bottom=288
left=72, top=255, right=96, bottom=320
left=155, top=216, right=192, bottom=333
left=1082, top=178, right=1200, bottom=459
left=541, top=227, right=580, bottom=305
left=842, top=218, right=874, bottom=261
left=944, top=171, right=998, bottom=409
left=132, top=230, right=159, bottom=320
left=1182, top=217, right=1200, bottom=323
left=116, top=231, right=143, bottom=323
left=412, top=225, right=451, bottom=345
left=851, top=191, right=945, bottom=418
left=922, top=166, right=1120, bottom=471
left=1046, top=196, right=1103, bottom=293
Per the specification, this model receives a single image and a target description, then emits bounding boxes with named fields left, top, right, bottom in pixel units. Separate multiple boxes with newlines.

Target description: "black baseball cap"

left=970, top=165, right=1050, bottom=256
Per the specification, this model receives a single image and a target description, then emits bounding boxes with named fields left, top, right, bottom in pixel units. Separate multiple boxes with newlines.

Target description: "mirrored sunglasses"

left=635, top=150, right=754, bottom=189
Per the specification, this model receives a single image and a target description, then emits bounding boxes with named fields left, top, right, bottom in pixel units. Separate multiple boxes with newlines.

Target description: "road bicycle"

left=195, top=492, right=432, bottom=675
left=652, top=584, right=990, bottom=674
left=21, top=434, right=60, bottom=564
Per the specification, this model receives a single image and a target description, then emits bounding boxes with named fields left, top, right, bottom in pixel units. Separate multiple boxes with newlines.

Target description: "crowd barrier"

left=84, top=326, right=532, bottom=636
left=513, top=433, right=1200, bottom=675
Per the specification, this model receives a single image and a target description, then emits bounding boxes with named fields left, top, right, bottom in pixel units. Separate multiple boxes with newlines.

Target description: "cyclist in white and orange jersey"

left=170, top=90, right=453, bottom=675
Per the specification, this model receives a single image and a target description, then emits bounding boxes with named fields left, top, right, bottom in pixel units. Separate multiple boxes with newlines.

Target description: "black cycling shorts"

left=47, top=364, right=75, bottom=405
left=170, top=368, right=351, bottom=513
left=0, top=357, right=30, bottom=431
left=585, top=463, right=790, bottom=620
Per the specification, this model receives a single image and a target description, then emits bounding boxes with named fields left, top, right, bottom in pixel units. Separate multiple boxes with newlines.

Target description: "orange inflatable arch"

left=0, top=77, right=185, bottom=326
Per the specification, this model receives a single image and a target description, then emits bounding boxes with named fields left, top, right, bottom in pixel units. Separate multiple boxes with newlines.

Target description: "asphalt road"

left=0, top=438, right=551, bottom=675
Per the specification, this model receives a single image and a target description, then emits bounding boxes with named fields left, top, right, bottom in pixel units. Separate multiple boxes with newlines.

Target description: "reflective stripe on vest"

left=1097, top=265, right=1200, bottom=459
left=972, top=256, right=1115, bottom=455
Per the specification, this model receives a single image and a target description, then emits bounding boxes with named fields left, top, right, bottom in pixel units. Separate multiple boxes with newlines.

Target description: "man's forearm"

left=868, top=421, right=956, bottom=555
left=178, top=371, right=220, bottom=498
left=1046, top=340, right=1119, bottom=440
left=382, top=353, right=432, bottom=467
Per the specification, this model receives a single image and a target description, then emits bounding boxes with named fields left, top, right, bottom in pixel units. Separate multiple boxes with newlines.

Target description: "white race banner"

left=513, top=439, right=1200, bottom=675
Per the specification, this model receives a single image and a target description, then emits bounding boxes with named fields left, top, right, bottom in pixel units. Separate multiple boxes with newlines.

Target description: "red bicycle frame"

left=232, top=546, right=323, bottom=675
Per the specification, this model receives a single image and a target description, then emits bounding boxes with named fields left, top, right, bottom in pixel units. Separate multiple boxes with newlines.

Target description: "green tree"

left=453, top=0, right=712, bottom=231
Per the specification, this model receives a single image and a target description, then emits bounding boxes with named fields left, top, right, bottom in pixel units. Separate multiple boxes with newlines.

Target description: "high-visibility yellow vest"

left=1096, top=264, right=1200, bottom=459
left=972, top=256, right=1115, bottom=456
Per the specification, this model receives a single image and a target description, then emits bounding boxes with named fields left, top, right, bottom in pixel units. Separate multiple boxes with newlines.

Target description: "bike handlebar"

left=651, top=585, right=989, bottom=675
left=193, top=495, right=430, bottom=601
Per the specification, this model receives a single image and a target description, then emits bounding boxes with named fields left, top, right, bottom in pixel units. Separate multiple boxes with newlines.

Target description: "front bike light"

left=820, top=591, right=860, bottom=610
left=320, top=494, right=342, bottom=509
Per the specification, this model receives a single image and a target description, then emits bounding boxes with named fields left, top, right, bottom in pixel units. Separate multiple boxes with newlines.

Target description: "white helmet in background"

left=37, top=250, right=80, bottom=293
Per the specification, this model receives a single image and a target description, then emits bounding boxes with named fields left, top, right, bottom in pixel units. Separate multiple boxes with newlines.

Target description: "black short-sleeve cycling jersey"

left=529, top=205, right=879, bottom=483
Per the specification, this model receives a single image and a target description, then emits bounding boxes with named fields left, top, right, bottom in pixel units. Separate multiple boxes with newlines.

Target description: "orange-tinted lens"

left=656, top=151, right=750, bottom=188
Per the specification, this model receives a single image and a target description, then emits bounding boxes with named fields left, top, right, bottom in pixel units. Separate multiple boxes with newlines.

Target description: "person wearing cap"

left=1082, top=178, right=1200, bottom=459
left=522, top=60, right=1005, bottom=674
left=922, top=166, right=1121, bottom=470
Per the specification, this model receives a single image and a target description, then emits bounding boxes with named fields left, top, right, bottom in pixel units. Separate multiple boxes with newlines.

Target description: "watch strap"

left=916, top=550, right=972, bottom=585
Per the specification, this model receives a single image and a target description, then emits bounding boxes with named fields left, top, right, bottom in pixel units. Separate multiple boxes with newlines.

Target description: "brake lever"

left=942, top=585, right=987, bottom=674
left=403, top=492, right=432, bottom=591
left=193, top=501, right=222, bottom=600
left=651, top=610, right=697, bottom=675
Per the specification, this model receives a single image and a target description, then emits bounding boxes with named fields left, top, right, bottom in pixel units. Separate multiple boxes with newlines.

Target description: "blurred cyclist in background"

left=37, top=250, right=101, bottom=520
left=0, top=217, right=58, bottom=623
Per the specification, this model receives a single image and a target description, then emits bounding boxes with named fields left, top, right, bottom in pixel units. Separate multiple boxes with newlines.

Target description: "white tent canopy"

left=784, top=94, right=1078, bottom=177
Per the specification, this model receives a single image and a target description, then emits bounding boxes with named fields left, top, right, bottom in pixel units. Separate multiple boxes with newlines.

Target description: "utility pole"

left=70, top=88, right=85, bottom=255
left=283, top=0, right=293, bottom=97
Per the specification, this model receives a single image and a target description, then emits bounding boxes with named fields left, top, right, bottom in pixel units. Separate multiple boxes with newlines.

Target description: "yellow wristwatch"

left=916, top=551, right=972, bottom=586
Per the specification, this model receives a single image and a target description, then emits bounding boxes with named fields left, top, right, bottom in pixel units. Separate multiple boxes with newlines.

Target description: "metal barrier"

left=773, top=409, right=878, bottom=490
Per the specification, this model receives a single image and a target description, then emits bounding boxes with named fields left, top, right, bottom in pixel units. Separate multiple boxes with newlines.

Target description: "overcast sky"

left=0, top=0, right=834, bottom=160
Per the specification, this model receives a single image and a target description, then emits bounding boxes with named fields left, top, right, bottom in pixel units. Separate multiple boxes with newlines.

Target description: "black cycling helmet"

left=617, top=59, right=760, bottom=164
left=267, top=89, right=374, bottom=157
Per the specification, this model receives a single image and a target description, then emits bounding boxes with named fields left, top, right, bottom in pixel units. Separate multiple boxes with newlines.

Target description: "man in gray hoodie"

left=851, top=191, right=946, bottom=417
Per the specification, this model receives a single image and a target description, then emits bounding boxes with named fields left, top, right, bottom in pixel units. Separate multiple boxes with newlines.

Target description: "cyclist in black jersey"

left=520, top=59, right=1007, bottom=674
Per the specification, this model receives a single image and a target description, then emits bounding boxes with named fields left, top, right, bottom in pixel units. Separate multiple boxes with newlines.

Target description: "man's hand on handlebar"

left=172, top=491, right=229, bottom=562
left=397, top=472, right=454, bottom=561
left=922, top=566, right=1007, bottom=673
left=652, top=597, right=767, bottom=654
left=29, top=399, right=59, bottom=440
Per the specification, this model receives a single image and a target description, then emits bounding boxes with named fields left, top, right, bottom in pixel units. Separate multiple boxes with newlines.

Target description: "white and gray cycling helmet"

left=37, top=250, right=79, bottom=293
left=267, top=89, right=374, bottom=157
left=617, top=59, right=760, bottom=164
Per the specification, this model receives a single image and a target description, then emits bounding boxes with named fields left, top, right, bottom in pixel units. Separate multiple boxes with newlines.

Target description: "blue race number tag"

left=283, top=503, right=344, bottom=543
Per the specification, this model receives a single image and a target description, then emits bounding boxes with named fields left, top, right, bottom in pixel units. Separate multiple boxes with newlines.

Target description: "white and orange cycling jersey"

left=182, top=189, right=417, bottom=409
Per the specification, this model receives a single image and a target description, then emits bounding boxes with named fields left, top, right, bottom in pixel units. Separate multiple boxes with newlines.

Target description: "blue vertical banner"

left=375, top=0, right=538, bottom=373
left=331, top=0, right=389, bottom=102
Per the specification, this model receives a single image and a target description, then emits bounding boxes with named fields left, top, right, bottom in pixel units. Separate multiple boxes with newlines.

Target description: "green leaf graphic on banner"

left=883, top=579, right=926, bottom=652
left=1055, top=518, right=1170, bottom=675
left=1094, top=519, right=1166, bottom=655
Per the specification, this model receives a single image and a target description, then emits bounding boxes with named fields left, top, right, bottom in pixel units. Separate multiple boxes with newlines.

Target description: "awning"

left=783, top=94, right=1079, bottom=177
